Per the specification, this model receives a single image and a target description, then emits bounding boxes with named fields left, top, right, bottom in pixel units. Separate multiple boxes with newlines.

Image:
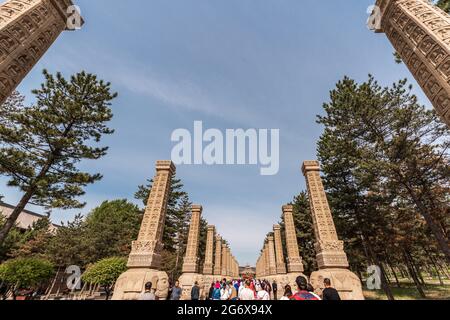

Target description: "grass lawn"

left=363, top=279, right=450, bottom=300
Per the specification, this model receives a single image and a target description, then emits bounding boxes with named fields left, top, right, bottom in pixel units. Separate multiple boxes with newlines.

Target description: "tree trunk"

left=403, top=250, right=426, bottom=299
left=0, top=189, right=35, bottom=244
left=44, top=267, right=61, bottom=300
left=406, top=191, right=450, bottom=263
left=365, top=238, right=395, bottom=300
left=0, top=123, right=73, bottom=245
left=423, top=246, right=444, bottom=285
left=388, top=263, right=401, bottom=288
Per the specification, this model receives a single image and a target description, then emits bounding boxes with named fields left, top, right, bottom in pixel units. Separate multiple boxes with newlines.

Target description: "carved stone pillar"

left=202, top=225, right=215, bottom=275
left=0, top=0, right=82, bottom=104
left=273, top=225, right=287, bottom=274
left=113, top=161, right=175, bottom=300
left=179, top=205, right=204, bottom=299
left=214, top=235, right=222, bottom=276
left=373, top=0, right=450, bottom=126
left=263, top=244, right=270, bottom=277
left=259, top=251, right=264, bottom=277
left=267, top=236, right=277, bottom=276
left=226, top=248, right=233, bottom=277
left=221, top=243, right=228, bottom=277
left=302, top=162, right=349, bottom=269
left=302, top=160, right=364, bottom=300
left=182, top=205, right=202, bottom=273
left=282, top=205, right=305, bottom=273
left=129, top=161, right=175, bottom=268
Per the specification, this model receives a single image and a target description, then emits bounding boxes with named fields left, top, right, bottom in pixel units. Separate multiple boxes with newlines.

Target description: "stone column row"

left=201, top=228, right=238, bottom=278
left=256, top=207, right=304, bottom=279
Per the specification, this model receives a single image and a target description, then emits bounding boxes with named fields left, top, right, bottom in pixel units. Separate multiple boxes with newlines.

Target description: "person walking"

left=170, top=280, right=182, bottom=300
left=307, top=283, right=321, bottom=300
left=139, top=282, right=156, bottom=300
left=207, top=282, right=215, bottom=300
left=256, top=282, right=270, bottom=300
left=220, top=283, right=230, bottom=300
left=238, top=280, right=255, bottom=300
left=238, top=281, right=244, bottom=297
left=266, top=281, right=272, bottom=299
left=291, top=276, right=319, bottom=300
left=229, top=282, right=238, bottom=300
left=272, top=280, right=278, bottom=300
left=280, top=284, right=293, bottom=300
left=212, top=282, right=222, bottom=300
left=191, top=281, right=200, bottom=300
left=322, top=278, right=341, bottom=301
left=234, top=281, right=240, bottom=293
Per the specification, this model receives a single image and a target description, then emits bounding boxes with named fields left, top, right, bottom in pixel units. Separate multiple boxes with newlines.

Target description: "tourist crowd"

left=140, top=276, right=341, bottom=301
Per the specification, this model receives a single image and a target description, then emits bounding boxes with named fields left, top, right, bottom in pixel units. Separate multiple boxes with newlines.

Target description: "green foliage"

left=0, top=215, right=24, bottom=263
left=0, top=257, right=54, bottom=288
left=45, top=200, right=142, bottom=268
left=10, top=217, right=53, bottom=260
left=197, top=216, right=209, bottom=271
left=0, top=70, right=117, bottom=244
left=45, top=214, right=90, bottom=267
left=291, top=192, right=317, bottom=275
left=436, top=0, right=450, bottom=13
left=81, top=257, right=127, bottom=287
left=83, top=200, right=142, bottom=263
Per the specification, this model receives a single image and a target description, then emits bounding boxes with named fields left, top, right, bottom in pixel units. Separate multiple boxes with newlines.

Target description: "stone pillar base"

left=309, top=268, right=365, bottom=300
left=112, top=268, right=169, bottom=300
left=178, top=273, right=205, bottom=300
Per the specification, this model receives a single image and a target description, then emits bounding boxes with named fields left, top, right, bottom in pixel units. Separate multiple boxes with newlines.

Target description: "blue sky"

left=1, top=0, right=430, bottom=265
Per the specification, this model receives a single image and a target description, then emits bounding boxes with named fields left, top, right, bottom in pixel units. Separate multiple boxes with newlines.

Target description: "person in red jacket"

left=291, top=276, right=319, bottom=301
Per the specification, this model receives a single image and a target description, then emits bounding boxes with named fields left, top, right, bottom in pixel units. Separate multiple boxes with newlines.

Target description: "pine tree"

left=316, top=75, right=449, bottom=298
left=83, top=200, right=142, bottom=264
left=10, top=217, right=53, bottom=260
left=45, top=214, right=89, bottom=267
left=0, top=71, right=117, bottom=245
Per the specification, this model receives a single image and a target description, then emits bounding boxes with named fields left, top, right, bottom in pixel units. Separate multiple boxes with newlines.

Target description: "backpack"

left=291, top=291, right=319, bottom=301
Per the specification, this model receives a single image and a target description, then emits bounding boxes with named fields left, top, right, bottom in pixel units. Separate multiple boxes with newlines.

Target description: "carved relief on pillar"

left=302, top=161, right=349, bottom=269
left=273, top=225, right=287, bottom=274
left=214, top=235, right=222, bottom=275
left=267, top=236, right=277, bottom=276
left=282, top=205, right=305, bottom=273
left=226, top=248, right=233, bottom=277
left=263, top=244, right=271, bottom=276
left=374, top=0, right=450, bottom=126
left=0, top=0, right=82, bottom=104
left=221, top=243, right=228, bottom=276
left=202, top=225, right=215, bottom=275
left=128, top=161, right=176, bottom=268
left=182, top=205, right=202, bottom=273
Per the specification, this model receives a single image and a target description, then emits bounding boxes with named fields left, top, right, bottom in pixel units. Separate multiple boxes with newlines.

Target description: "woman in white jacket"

left=220, top=284, right=230, bottom=300
left=256, top=282, right=270, bottom=300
